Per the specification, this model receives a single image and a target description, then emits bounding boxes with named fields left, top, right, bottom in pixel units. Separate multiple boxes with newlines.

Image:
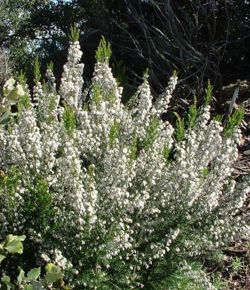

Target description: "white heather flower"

left=0, top=39, right=249, bottom=289
left=33, top=81, right=43, bottom=108
left=59, top=41, right=84, bottom=109
left=153, top=74, right=178, bottom=116
left=41, top=253, right=51, bottom=263
left=16, top=84, right=25, bottom=97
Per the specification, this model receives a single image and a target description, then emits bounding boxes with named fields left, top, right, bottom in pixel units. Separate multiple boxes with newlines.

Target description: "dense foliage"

left=0, top=34, right=249, bottom=289
left=0, top=234, right=68, bottom=289
left=1, top=0, right=250, bottom=100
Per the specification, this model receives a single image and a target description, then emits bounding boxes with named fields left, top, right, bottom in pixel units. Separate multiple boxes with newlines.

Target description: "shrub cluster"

left=0, top=34, right=249, bottom=289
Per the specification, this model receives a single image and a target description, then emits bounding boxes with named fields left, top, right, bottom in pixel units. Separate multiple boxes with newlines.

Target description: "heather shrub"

left=0, top=33, right=249, bottom=289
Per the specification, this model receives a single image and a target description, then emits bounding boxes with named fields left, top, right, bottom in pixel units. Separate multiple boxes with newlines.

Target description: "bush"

left=4, top=0, right=250, bottom=101
left=0, top=35, right=249, bottom=289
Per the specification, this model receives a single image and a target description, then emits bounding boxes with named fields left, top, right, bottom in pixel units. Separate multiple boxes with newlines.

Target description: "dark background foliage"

left=1, top=0, right=250, bottom=105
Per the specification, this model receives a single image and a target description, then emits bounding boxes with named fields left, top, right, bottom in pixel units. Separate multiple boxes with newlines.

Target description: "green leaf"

left=0, top=254, right=6, bottom=264
left=45, top=263, right=63, bottom=283
left=225, top=105, right=245, bottom=136
left=18, top=93, right=31, bottom=110
left=141, top=115, right=160, bottom=150
left=96, top=36, right=112, bottom=63
left=200, top=167, right=210, bottom=178
left=87, top=164, right=95, bottom=177
left=9, top=234, right=25, bottom=242
left=91, top=84, right=102, bottom=106
left=47, top=61, right=54, bottom=71
left=34, top=57, right=41, bottom=83
left=213, top=114, right=223, bottom=123
left=17, top=268, right=26, bottom=285
left=5, top=239, right=23, bottom=254
left=129, top=137, right=138, bottom=161
left=69, top=25, right=80, bottom=42
left=31, top=281, right=45, bottom=290
left=18, top=70, right=27, bottom=85
left=63, top=104, right=76, bottom=134
left=1, top=275, right=15, bottom=289
left=205, top=79, right=213, bottom=106
left=5, top=234, right=26, bottom=254
left=173, top=70, right=178, bottom=77
left=186, top=96, right=197, bottom=128
left=174, top=112, right=185, bottom=141
left=27, top=268, right=41, bottom=281
left=1, top=275, right=11, bottom=284
left=24, top=285, right=33, bottom=290
left=163, top=145, right=171, bottom=165
left=5, top=88, right=20, bottom=102
left=109, top=120, right=120, bottom=148
left=0, top=105, right=8, bottom=113
left=0, top=111, right=11, bottom=125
